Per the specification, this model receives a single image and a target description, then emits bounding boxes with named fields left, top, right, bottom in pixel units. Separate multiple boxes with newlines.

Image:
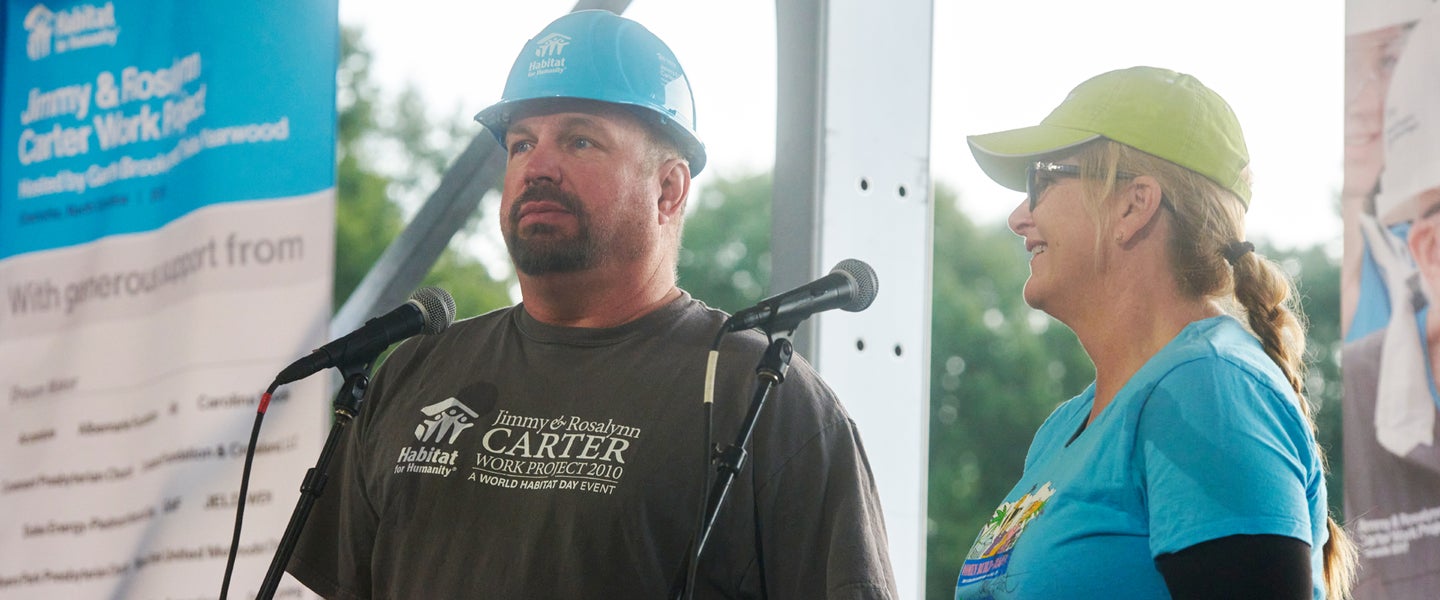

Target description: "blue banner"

left=0, top=2, right=336, bottom=598
left=2, top=0, right=336, bottom=258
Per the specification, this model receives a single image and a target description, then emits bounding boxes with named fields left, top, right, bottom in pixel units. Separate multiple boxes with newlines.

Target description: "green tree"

left=334, top=26, right=509, bottom=316
left=334, top=25, right=403, bottom=310
left=678, top=172, right=773, bottom=312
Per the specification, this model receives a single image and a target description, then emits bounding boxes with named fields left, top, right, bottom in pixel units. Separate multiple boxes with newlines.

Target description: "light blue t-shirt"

left=954, top=316, right=1329, bottom=599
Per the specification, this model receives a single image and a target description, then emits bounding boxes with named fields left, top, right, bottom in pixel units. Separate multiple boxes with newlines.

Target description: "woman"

left=954, top=66, right=1357, bottom=599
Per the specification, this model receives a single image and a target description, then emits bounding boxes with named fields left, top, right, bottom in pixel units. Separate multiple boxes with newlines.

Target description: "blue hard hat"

left=475, top=10, right=707, bottom=175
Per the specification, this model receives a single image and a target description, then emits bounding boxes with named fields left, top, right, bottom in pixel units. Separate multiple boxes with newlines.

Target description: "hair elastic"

left=1223, top=240, right=1255, bottom=265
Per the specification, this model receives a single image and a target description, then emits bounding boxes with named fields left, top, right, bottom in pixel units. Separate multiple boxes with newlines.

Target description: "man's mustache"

left=511, top=183, right=583, bottom=224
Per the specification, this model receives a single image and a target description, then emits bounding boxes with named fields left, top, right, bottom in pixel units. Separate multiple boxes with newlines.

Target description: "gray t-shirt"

left=287, top=293, right=896, bottom=599
left=1343, top=330, right=1440, bottom=599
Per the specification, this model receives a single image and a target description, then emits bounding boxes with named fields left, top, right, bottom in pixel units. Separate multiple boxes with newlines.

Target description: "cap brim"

left=967, top=125, right=1102, bottom=193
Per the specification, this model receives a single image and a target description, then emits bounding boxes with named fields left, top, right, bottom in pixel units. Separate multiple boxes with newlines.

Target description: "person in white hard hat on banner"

left=1344, top=4, right=1440, bottom=598
left=284, top=10, right=897, bottom=599
left=1342, top=0, right=1431, bottom=340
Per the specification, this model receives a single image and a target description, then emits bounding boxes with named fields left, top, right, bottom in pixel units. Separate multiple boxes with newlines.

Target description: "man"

left=286, top=10, right=896, bottom=599
left=1344, top=4, right=1440, bottom=597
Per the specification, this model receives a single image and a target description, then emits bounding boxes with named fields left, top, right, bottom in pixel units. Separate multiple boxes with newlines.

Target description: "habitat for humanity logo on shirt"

left=392, top=397, right=478, bottom=478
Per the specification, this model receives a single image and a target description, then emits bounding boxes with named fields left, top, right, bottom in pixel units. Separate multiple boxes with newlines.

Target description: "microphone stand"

left=255, top=360, right=371, bottom=600
left=671, top=333, right=794, bottom=599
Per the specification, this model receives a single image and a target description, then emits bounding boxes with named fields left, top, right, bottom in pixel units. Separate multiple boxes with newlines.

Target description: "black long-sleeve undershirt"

left=1156, top=534, right=1313, bottom=600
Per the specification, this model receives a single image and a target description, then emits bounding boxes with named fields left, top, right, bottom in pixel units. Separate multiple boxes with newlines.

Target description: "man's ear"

left=1113, top=174, right=1165, bottom=244
left=656, top=158, right=690, bottom=225
left=1410, top=215, right=1440, bottom=283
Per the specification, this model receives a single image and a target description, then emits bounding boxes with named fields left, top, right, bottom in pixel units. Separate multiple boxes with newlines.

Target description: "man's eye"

left=572, top=138, right=593, bottom=149
left=508, top=140, right=533, bottom=155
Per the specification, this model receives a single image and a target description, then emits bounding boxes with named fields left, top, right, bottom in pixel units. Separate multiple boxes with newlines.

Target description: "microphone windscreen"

left=832, top=259, right=878, bottom=312
left=410, top=286, right=457, bottom=334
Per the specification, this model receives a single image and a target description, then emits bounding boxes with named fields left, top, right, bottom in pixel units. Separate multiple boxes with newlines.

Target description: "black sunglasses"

left=1025, top=161, right=1173, bottom=213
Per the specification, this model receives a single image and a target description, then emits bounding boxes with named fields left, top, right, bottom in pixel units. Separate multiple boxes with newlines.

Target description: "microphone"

left=273, top=286, right=457, bottom=385
left=724, top=259, right=878, bottom=333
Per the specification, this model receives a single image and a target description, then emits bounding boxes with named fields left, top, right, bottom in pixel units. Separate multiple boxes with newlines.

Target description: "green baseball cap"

left=967, top=66, right=1252, bottom=208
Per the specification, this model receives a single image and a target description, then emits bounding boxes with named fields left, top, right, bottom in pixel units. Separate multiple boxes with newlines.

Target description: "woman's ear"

left=1113, top=175, right=1164, bottom=244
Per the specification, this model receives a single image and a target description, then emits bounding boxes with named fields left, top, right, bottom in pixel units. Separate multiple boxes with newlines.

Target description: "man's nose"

left=521, top=141, right=563, bottom=186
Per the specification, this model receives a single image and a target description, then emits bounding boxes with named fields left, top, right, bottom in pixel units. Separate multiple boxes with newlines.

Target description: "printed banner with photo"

left=0, top=1, right=336, bottom=598
left=1342, top=0, right=1440, bottom=597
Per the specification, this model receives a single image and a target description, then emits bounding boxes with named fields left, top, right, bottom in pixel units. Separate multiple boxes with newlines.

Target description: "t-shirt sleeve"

left=751, top=372, right=898, bottom=600
left=1134, top=357, right=1317, bottom=558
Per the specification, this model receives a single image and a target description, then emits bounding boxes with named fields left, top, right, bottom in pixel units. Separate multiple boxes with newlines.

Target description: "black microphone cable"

left=682, top=325, right=726, bottom=600
left=219, top=381, right=280, bottom=600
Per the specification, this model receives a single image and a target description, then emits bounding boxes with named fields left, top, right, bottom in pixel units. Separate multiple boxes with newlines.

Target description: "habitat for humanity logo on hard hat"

left=529, top=32, right=570, bottom=77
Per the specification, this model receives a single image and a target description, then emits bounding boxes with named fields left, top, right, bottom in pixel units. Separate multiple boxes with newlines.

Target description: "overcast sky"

left=339, top=0, right=1344, bottom=253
